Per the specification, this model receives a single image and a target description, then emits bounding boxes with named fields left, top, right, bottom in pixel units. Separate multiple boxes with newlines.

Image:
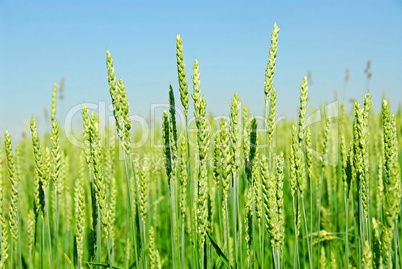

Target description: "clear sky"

left=1, top=0, right=402, bottom=139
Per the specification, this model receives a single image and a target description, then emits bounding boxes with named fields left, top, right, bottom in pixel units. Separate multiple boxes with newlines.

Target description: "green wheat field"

left=0, top=23, right=401, bottom=269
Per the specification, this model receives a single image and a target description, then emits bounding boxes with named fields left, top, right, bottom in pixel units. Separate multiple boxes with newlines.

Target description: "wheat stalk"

left=264, top=22, right=280, bottom=101
left=178, top=136, right=188, bottom=266
left=75, top=155, right=86, bottom=269
left=176, top=34, right=189, bottom=116
left=230, top=92, right=241, bottom=267
left=363, top=240, right=373, bottom=269
left=381, top=99, right=401, bottom=268
left=4, top=131, right=19, bottom=268
left=0, top=134, right=8, bottom=269
left=219, top=117, right=232, bottom=264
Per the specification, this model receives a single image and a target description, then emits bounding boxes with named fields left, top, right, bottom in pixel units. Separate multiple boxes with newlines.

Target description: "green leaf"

left=207, top=231, right=233, bottom=269
left=212, top=257, right=222, bottom=269
left=63, top=253, right=75, bottom=269
left=88, top=262, right=125, bottom=269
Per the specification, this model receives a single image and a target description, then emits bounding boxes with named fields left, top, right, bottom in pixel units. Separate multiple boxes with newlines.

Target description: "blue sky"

left=1, top=1, right=402, bottom=138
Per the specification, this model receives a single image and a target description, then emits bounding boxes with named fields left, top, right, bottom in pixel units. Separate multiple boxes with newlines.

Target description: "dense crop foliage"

left=0, top=24, right=402, bottom=268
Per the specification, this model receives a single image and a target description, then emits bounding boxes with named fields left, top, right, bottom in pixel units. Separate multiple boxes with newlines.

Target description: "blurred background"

left=0, top=0, right=401, bottom=139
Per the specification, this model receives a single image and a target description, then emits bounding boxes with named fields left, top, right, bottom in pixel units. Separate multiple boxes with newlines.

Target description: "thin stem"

left=317, top=167, right=324, bottom=266
left=295, top=193, right=300, bottom=269
left=111, top=237, right=115, bottom=265
left=225, top=199, right=230, bottom=269
left=217, top=187, right=223, bottom=247
left=345, top=194, right=349, bottom=268
left=44, top=193, right=52, bottom=268
left=350, top=189, right=359, bottom=269
left=302, top=199, right=312, bottom=269
left=170, top=183, right=177, bottom=269
left=184, top=116, right=195, bottom=268
left=54, top=187, right=59, bottom=268
left=78, top=246, right=82, bottom=269
left=208, top=240, right=212, bottom=269
left=358, top=193, right=363, bottom=269
left=277, top=247, right=281, bottom=269
left=251, top=179, right=257, bottom=268
left=41, top=215, right=44, bottom=269
left=271, top=245, right=277, bottom=269
left=292, top=197, right=296, bottom=269
left=97, top=206, right=102, bottom=267
left=399, top=215, right=402, bottom=269
left=126, top=135, right=142, bottom=267
left=309, top=172, right=313, bottom=267
left=17, top=203, right=22, bottom=269
left=259, top=218, right=262, bottom=265
left=143, top=225, right=147, bottom=269
left=237, top=174, right=242, bottom=268
left=394, top=228, right=399, bottom=269
left=201, top=243, right=205, bottom=269
left=106, top=236, right=111, bottom=267
left=261, top=213, right=265, bottom=267
left=180, top=166, right=186, bottom=268
left=181, top=221, right=185, bottom=268
left=122, top=150, right=139, bottom=268
left=232, top=172, right=237, bottom=268
left=64, top=194, right=69, bottom=269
